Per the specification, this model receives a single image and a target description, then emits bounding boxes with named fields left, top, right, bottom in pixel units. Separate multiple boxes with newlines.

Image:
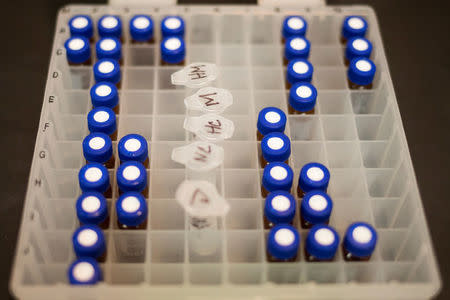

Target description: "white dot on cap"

left=133, top=16, right=150, bottom=29
left=68, top=38, right=85, bottom=51
left=270, top=166, right=288, bottom=181
left=81, top=196, right=101, bottom=213
left=314, top=228, right=335, bottom=246
left=98, top=61, right=115, bottom=74
left=73, top=262, right=95, bottom=282
left=264, top=111, right=281, bottom=124
left=292, top=61, right=309, bottom=74
left=84, top=167, right=103, bottom=182
left=290, top=38, right=306, bottom=51
left=267, top=137, right=284, bottom=150
left=88, top=137, right=106, bottom=150
left=347, top=17, right=364, bottom=30
left=93, top=110, right=110, bottom=123
left=306, top=166, right=324, bottom=181
left=287, top=17, right=304, bottom=30
left=122, top=165, right=140, bottom=181
left=121, top=196, right=141, bottom=213
left=308, top=194, right=328, bottom=211
left=271, top=195, right=291, bottom=212
left=352, top=225, right=373, bottom=244
left=95, top=84, right=112, bottom=97
left=77, top=228, right=98, bottom=247
left=352, top=38, right=369, bottom=51
left=101, top=16, right=119, bottom=29
left=72, top=16, right=89, bottom=29
left=164, top=37, right=181, bottom=51
left=274, top=228, right=295, bottom=246
left=296, top=85, right=312, bottom=98
left=355, top=59, right=372, bottom=72
left=164, top=17, right=181, bottom=30
left=100, top=38, right=117, bottom=51
left=124, top=138, right=142, bottom=152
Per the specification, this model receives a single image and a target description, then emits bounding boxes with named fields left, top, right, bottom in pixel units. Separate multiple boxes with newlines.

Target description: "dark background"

left=0, top=0, right=448, bottom=299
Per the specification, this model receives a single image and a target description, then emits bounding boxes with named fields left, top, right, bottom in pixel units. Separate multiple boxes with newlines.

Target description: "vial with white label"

left=130, top=15, right=154, bottom=44
left=116, top=192, right=148, bottom=229
left=64, top=36, right=91, bottom=66
left=96, top=37, right=122, bottom=65
left=286, top=59, right=314, bottom=88
left=79, top=163, right=111, bottom=198
left=98, top=15, right=122, bottom=41
left=288, top=82, right=317, bottom=115
left=284, top=36, right=310, bottom=65
left=264, top=190, right=296, bottom=229
left=341, top=16, right=368, bottom=44
left=72, top=225, right=106, bottom=262
left=82, top=132, right=115, bottom=169
left=68, top=257, right=102, bottom=285
left=305, top=224, right=339, bottom=262
left=282, top=16, right=307, bottom=43
left=300, top=190, right=333, bottom=229
left=260, top=132, right=291, bottom=168
left=76, top=192, right=109, bottom=229
left=87, top=107, right=117, bottom=141
left=94, top=58, right=121, bottom=88
left=345, top=37, right=372, bottom=66
left=348, top=57, right=376, bottom=90
left=160, top=36, right=185, bottom=66
left=262, top=162, right=294, bottom=198
left=297, top=162, right=330, bottom=198
left=161, top=16, right=185, bottom=38
left=267, top=224, right=300, bottom=262
left=69, top=15, right=93, bottom=41
left=90, top=81, right=119, bottom=113
left=116, top=161, right=148, bottom=197
left=118, top=134, right=149, bottom=168
left=257, top=107, right=286, bottom=141
left=343, top=222, right=377, bottom=261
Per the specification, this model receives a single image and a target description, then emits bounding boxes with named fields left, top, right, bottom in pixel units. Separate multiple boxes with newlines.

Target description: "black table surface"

left=0, top=0, right=448, bottom=299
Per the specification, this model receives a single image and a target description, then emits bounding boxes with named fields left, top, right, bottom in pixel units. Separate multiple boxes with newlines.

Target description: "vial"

left=160, top=36, right=185, bottom=66
left=305, top=224, right=339, bottom=262
left=341, top=16, right=368, bottom=44
left=260, top=132, right=291, bottom=168
left=284, top=36, right=310, bottom=65
left=87, top=107, right=117, bottom=141
left=90, top=82, right=119, bottom=114
left=82, top=132, right=115, bottom=169
left=68, top=257, right=102, bottom=285
left=76, top=192, right=109, bottom=229
left=267, top=224, right=300, bottom=262
left=116, top=192, right=148, bottom=230
left=300, top=190, right=333, bottom=229
left=68, top=15, right=93, bottom=41
left=257, top=107, right=287, bottom=141
left=98, top=15, right=122, bottom=41
left=347, top=57, right=376, bottom=90
left=263, top=190, right=296, bottom=229
left=282, top=16, right=307, bottom=43
left=343, top=222, right=377, bottom=261
left=116, top=161, right=148, bottom=197
left=130, top=15, right=154, bottom=44
left=64, top=36, right=91, bottom=66
left=288, top=82, right=317, bottom=115
left=344, top=37, right=372, bottom=66
left=286, top=59, right=314, bottom=88
left=72, top=225, right=106, bottom=262
left=94, top=58, right=121, bottom=88
left=79, top=163, right=111, bottom=198
left=261, top=162, right=294, bottom=198
left=161, top=16, right=185, bottom=38
left=297, top=162, right=330, bottom=198
left=118, top=134, right=149, bottom=168
left=96, top=37, right=122, bottom=65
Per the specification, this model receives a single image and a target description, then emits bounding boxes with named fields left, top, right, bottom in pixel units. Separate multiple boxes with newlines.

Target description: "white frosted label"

left=171, top=63, right=218, bottom=88
left=171, top=141, right=224, bottom=171
left=184, top=114, right=234, bottom=142
left=184, top=87, right=233, bottom=114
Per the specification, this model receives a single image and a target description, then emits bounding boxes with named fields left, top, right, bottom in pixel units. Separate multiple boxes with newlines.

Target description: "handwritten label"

left=171, top=141, right=223, bottom=171
left=184, top=114, right=234, bottom=142
left=171, top=63, right=218, bottom=88
left=184, top=87, right=233, bottom=114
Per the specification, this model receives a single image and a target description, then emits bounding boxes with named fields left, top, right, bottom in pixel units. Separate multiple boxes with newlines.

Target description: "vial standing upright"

left=96, top=37, right=122, bottom=65
left=94, top=58, right=122, bottom=88
left=87, top=107, right=118, bottom=141
left=284, top=36, right=310, bottom=65
left=343, top=222, right=377, bottom=261
left=344, top=37, right=372, bottom=66
left=282, top=16, right=307, bottom=43
left=116, top=192, right=148, bottom=230
left=116, top=161, right=148, bottom=197
left=256, top=107, right=287, bottom=141
left=64, top=36, right=91, bottom=66
left=261, top=162, right=294, bottom=197
left=72, top=225, right=107, bottom=262
left=118, top=134, right=149, bottom=168
left=130, top=15, right=154, bottom=44
left=305, top=224, right=339, bottom=262
left=78, top=163, right=111, bottom=198
left=286, top=59, right=314, bottom=89
left=300, top=191, right=333, bottom=229
left=160, top=36, right=185, bottom=66
left=267, top=224, right=300, bottom=262
left=260, top=132, right=291, bottom=167
left=347, top=57, right=376, bottom=90
left=98, top=15, right=122, bottom=41
left=82, top=132, right=115, bottom=169
left=341, top=16, right=368, bottom=44
left=68, top=257, right=102, bottom=285
left=76, top=192, right=109, bottom=229
left=297, top=162, right=330, bottom=198
left=264, top=191, right=296, bottom=229
left=90, top=82, right=120, bottom=114
left=68, top=15, right=93, bottom=42
left=288, top=82, right=317, bottom=115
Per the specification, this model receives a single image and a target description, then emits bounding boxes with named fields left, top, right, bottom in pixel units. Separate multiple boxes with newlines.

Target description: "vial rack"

left=10, top=3, right=441, bottom=300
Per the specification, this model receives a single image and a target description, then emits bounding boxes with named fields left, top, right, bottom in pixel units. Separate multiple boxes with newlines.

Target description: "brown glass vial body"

left=86, top=156, right=115, bottom=170
left=80, top=216, right=110, bottom=230
left=117, top=219, right=148, bottom=230
left=131, top=38, right=154, bottom=45
left=257, top=130, right=264, bottom=141
left=118, top=186, right=149, bottom=198
left=342, top=246, right=371, bottom=261
left=160, top=59, right=185, bottom=66
left=297, top=185, right=327, bottom=199
left=348, top=79, right=372, bottom=90
left=259, top=154, right=289, bottom=169
left=264, top=216, right=293, bottom=229
left=267, top=252, right=297, bottom=262
left=288, top=105, right=315, bottom=115
left=69, top=57, right=92, bottom=66
left=304, top=248, right=334, bottom=262
left=300, top=215, right=329, bottom=229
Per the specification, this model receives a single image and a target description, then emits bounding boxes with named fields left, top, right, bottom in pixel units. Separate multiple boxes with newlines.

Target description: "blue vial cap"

left=301, top=190, right=333, bottom=225
left=345, top=37, right=372, bottom=62
left=161, top=16, right=185, bottom=38
left=69, top=15, right=93, bottom=39
left=267, top=224, right=300, bottom=260
left=262, top=162, right=294, bottom=193
left=261, top=132, right=291, bottom=163
left=161, top=37, right=185, bottom=64
left=76, top=192, right=108, bottom=225
left=298, top=162, right=330, bottom=194
left=90, top=82, right=119, bottom=109
left=117, top=161, right=147, bottom=193
left=87, top=107, right=117, bottom=136
left=130, top=15, right=154, bottom=42
left=287, top=59, right=314, bottom=85
left=96, top=37, right=122, bottom=61
left=257, top=107, right=287, bottom=136
left=116, top=192, right=148, bottom=227
left=78, top=163, right=110, bottom=194
left=264, top=191, right=296, bottom=225
left=68, top=257, right=102, bottom=285
left=83, top=132, right=113, bottom=164
left=285, top=36, right=310, bottom=61
left=282, top=16, right=307, bottom=39
left=342, top=16, right=368, bottom=41
left=306, top=224, right=340, bottom=260
left=289, top=82, right=317, bottom=113
left=343, top=222, right=377, bottom=258
left=118, top=134, right=148, bottom=164
left=94, top=59, right=121, bottom=85
left=72, top=225, right=106, bottom=259
left=348, top=57, right=376, bottom=86
left=98, top=15, right=122, bottom=39
left=64, top=36, right=90, bottom=64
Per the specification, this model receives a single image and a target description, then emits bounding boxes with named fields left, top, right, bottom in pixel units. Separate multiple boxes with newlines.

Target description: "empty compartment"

left=371, top=198, right=402, bottom=228
left=377, top=229, right=411, bottom=261
left=118, top=115, right=152, bottom=140
left=317, top=91, right=352, bottom=114
left=227, top=231, right=263, bottom=262
left=268, top=263, right=302, bottom=284
left=307, top=15, right=341, bottom=45
left=150, top=200, right=185, bottom=230
left=224, top=90, right=252, bottom=115
left=219, top=68, right=250, bottom=89
left=152, top=116, right=185, bottom=141
left=189, top=264, right=222, bottom=285
left=288, top=116, right=323, bottom=141
left=43, top=140, right=83, bottom=169
left=391, top=190, right=419, bottom=229
left=314, top=67, right=347, bottom=89
left=365, top=168, right=395, bottom=197
left=110, top=231, right=146, bottom=263
left=218, top=45, right=247, bottom=66
left=355, top=108, right=395, bottom=140
left=310, top=46, right=343, bottom=66
left=150, top=169, right=185, bottom=198
left=46, top=169, right=79, bottom=198
left=58, top=90, right=90, bottom=114
left=290, top=142, right=327, bottom=169
left=325, top=141, right=362, bottom=168
left=28, top=230, right=72, bottom=263
left=344, top=263, right=382, bottom=283
left=351, top=90, right=388, bottom=115
left=250, top=45, right=282, bottom=66
left=330, top=197, right=373, bottom=229
left=189, top=14, right=214, bottom=44
left=65, top=67, right=92, bottom=89
left=250, top=14, right=275, bottom=44
left=149, top=263, right=184, bottom=285
left=228, top=264, right=263, bottom=284
left=188, top=230, right=223, bottom=263
left=33, top=198, right=76, bottom=230
left=360, top=141, right=390, bottom=168
left=187, top=45, right=216, bottom=64
left=49, top=114, right=87, bottom=141
left=120, top=90, right=153, bottom=115
left=220, top=15, right=244, bottom=44
left=110, top=264, right=145, bottom=284
left=22, top=264, right=68, bottom=285
left=154, top=90, right=186, bottom=115
left=151, top=141, right=186, bottom=169
left=253, top=91, right=288, bottom=114
left=150, top=231, right=185, bottom=263
left=224, top=169, right=260, bottom=198
left=223, top=142, right=258, bottom=169
left=227, top=115, right=255, bottom=141
left=321, top=115, right=357, bottom=140
left=252, top=67, right=284, bottom=90
left=126, top=46, right=155, bottom=66
left=383, top=262, right=416, bottom=283
left=123, top=67, right=155, bottom=89
left=156, top=67, right=181, bottom=90
left=225, top=200, right=262, bottom=230
left=305, top=263, right=344, bottom=283
left=386, top=161, right=410, bottom=198
left=327, top=168, right=368, bottom=199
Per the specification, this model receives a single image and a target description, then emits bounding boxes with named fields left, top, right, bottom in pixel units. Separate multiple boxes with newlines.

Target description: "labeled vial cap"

left=261, top=132, right=291, bottom=163
left=343, top=222, right=377, bottom=258
left=348, top=57, right=376, bottom=86
left=289, top=82, right=317, bottom=113
left=184, top=114, right=235, bottom=142
left=161, top=36, right=185, bottom=64
left=72, top=225, right=106, bottom=259
left=64, top=36, right=91, bottom=64
left=94, top=59, right=121, bottom=85
left=171, top=141, right=224, bottom=171
left=345, top=37, right=372, bottom=62
left=301, top=190, right=333, bottom=225
left=82, top=132, right=113, bottom=164
left=79, top=163, right=110, bottom=194
left=257, top=107, right=287, bottom=136
left=267, top=224, right=300, bottom=260
left=116, top=192, right=148, bottom=227
left=130, top=15, right=154, bottom=42
left=299, top=162, right=330, bottom=193
left=90, top=82, right=119, bottom=109
left=184, top=87, right=233, bottom=114
left=118, top=134, right=148, bottom=164
left=96, top=37, right=122, bottom=61
left=282, top=16, right=307, bottom=39
left=306, top=224, right=339, bottom=260
left=69, top=15, right=93, bottom=39
left=171, top=63, right=219, bottom=88
left=285, top=36, right=310, bottom=61
left=287, top=59, right=314, bottom=85
left=98, top=15, right=122, bottom=39
left=342, top=16, right=368, bottom=41
left=68, top=257, right=102, bottom=285
left=161, top=16, right=185, bottom=38
left=76, top=192, right=108, bottom=225
left=264, top=191, right=296, bottom=225
left=116, top=161, right=147, bottom=193
left=87, top=107, right=117, bottom=136
left=262, top=162, right=294, bottom=193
